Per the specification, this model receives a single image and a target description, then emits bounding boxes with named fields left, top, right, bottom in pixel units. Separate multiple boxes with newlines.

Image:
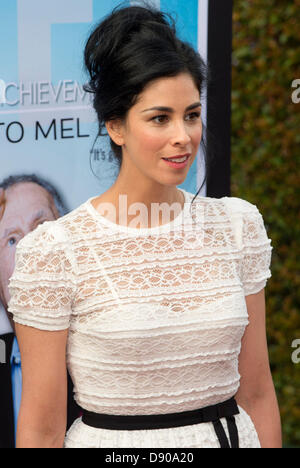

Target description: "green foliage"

left=231, top=0, right=300, bottom=447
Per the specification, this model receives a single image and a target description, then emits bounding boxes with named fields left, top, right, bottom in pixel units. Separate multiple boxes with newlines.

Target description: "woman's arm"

left=15, top=323, right=69, bottom=448
left=235, top=288, right=282, bottom=448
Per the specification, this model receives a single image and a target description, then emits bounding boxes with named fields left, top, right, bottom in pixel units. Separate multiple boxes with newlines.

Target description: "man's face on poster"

left=0, top=182, right=59, bottom=311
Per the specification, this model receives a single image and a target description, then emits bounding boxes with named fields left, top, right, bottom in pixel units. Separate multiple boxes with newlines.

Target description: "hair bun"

left=84, top=3, right=176, bottom=90
left=83, top=1, right=208, bottom=181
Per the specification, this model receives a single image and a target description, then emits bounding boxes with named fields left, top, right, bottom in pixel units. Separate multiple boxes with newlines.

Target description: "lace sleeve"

left=223, top=197, right=273, bottom=297
left=240, top=202, right=273, bottom=296
left=7, top=221, right=77, bottom=331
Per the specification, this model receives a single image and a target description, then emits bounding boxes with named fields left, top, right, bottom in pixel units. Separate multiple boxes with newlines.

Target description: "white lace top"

left=8, top=188, right=273, bottom=418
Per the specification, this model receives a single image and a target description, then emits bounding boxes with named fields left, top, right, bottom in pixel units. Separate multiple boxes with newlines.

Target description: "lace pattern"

left=7, top=189, right=272, bottom=446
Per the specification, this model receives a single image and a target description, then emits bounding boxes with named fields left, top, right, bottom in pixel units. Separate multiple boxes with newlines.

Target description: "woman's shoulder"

left=185, top=191, right=260, bottom=217
left=220, top=195, right=260, bottom=214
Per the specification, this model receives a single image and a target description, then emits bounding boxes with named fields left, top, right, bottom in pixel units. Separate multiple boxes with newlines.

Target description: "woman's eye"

left=151, top=115, right=168, bottom=124
left=151, top=112, right=201, bottom=124
left=187, top=112, right=201, bottom=120
left=184, top=112, right=201, bottom=121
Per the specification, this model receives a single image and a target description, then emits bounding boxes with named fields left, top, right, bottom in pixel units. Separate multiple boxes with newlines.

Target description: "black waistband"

left=81, top=397, right=240, bottom=448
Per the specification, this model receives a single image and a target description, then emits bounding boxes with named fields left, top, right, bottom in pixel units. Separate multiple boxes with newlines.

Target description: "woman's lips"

left=162, top=154, right=191, bottom=168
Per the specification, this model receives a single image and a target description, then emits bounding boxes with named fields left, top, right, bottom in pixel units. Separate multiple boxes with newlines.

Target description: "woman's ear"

left=105, top=119, right=125, bottom=146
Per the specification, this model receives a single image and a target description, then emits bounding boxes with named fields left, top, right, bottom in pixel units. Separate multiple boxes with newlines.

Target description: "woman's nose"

left=170, top=121, right=192, bottom=146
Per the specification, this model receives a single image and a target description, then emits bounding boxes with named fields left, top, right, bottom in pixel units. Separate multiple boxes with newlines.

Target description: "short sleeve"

left=7, top=221, right=77, bottom=331
left=223, top=197, right=273, bottom=296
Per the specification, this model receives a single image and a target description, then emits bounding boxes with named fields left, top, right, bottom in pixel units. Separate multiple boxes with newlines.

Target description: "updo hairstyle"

left=83, top=1, right=212, bottom=200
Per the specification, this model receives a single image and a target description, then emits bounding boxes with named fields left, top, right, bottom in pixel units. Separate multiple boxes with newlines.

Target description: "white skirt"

left=63, top=405, right=261, bottom=448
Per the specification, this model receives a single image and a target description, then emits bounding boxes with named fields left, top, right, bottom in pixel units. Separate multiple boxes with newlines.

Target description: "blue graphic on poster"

left=0, top=0, right=207, bottom=447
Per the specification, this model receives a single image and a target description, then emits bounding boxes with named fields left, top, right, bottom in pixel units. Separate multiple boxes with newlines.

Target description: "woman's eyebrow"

left=141, top=102, right=201, bottom=113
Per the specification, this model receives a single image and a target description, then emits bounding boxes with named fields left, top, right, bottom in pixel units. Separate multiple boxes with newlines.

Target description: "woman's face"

left=107, top=72, right=203, bottom=188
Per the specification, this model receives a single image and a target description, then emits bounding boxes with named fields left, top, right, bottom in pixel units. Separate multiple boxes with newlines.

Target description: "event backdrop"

left=0, top=0, right=208, bottom=207
left=0, top=0, right=210, bottom=332
left=0, top=0, right=233, bottom=448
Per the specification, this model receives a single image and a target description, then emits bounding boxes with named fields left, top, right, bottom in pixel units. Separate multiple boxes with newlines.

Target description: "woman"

left=7, top=3, right=282, bottom=448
